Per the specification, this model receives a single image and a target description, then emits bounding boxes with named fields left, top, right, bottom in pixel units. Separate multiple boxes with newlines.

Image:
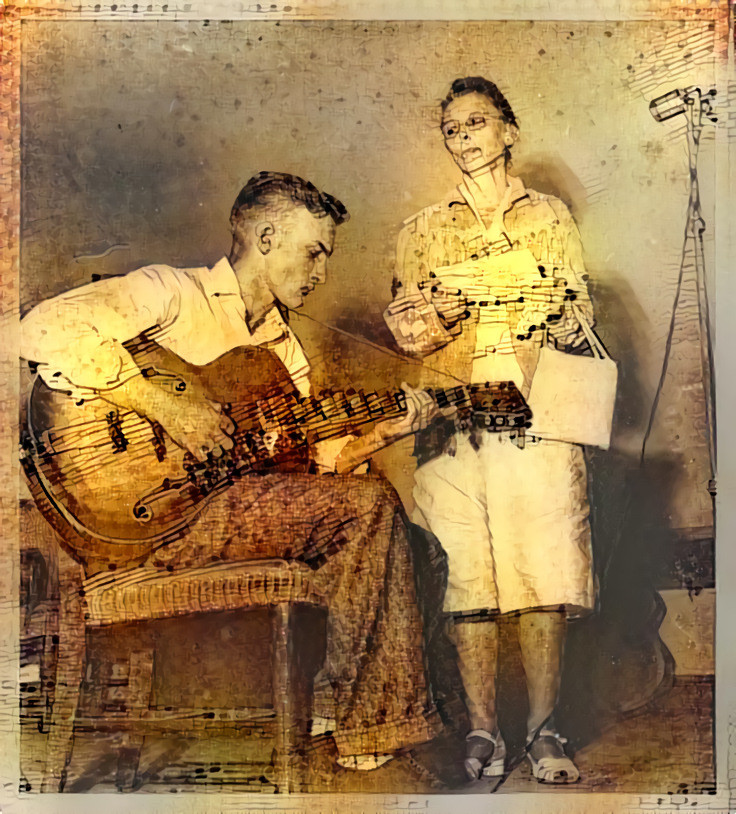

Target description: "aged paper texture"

left=1, top=1, right=734, bottom=812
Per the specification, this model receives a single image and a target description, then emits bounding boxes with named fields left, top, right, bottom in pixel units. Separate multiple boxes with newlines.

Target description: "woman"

left=384, top=76, right=596, bottom=784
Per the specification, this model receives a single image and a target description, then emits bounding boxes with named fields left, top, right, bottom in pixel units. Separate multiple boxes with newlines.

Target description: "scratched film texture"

left=13, top=14, right=721, bottom=802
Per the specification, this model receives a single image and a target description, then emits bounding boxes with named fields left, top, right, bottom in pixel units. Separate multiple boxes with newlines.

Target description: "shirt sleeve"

left=20, top=265, right=182, bottom=394
left=383, top=219, right=454, bottom=357
left=548, top=199, right=595, bottom=327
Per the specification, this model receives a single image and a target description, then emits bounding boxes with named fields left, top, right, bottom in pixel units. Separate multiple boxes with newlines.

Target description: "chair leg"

left=114, top=649, right=153, bottom=791
left=41, top=581, right=86, bottom=792
left=271, top=603, right=298, bottom=793
left=115, top=732, right=146, bottom=792
left=39, top=622, right=59, bottom=735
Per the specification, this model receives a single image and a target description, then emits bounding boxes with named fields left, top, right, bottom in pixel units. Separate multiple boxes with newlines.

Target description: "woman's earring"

left=504, top=134, right=514, bottom=146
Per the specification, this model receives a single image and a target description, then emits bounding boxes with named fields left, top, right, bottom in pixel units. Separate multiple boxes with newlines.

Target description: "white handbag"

left=526, top=305, right=618, bottom=448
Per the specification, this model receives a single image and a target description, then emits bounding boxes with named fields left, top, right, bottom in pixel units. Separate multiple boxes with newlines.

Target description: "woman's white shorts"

left=412, top=432, right=595, bottom=617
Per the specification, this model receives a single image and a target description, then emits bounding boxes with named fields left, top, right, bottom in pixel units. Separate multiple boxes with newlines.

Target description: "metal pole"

left=641, top=88, right=717, bottom=503
left=685, top=91, right=718, bottom=495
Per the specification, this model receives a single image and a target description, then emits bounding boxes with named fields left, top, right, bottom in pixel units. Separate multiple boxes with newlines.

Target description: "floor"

left=19, top=676, right=715, bottom=796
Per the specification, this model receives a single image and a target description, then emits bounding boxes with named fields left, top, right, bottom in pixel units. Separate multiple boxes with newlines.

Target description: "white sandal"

left=464, top=728, right=507, bottom=780
left=526, top=729, right=580, bottom=784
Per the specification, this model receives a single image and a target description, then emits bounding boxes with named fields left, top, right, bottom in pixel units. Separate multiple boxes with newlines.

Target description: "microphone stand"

left=684, top=90, right=717, bottom=497
left=642, top=87, right=717, bottom=500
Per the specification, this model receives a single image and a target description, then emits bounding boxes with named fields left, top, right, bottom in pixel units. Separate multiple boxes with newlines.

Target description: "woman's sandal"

left=526, top=729, right=580, bottom=784
left=464, top=728, right=507, bottom=780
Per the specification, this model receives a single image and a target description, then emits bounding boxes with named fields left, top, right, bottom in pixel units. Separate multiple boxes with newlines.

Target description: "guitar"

left=21, top=335, right=531, bottom=569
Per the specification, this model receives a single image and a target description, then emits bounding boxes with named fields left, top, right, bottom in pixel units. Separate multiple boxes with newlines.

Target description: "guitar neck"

left=226, top=383, right=504, bottom=447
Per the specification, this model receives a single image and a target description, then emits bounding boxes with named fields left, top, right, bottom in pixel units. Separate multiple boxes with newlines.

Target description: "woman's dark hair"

left=441, top=76, right=518, bottom=128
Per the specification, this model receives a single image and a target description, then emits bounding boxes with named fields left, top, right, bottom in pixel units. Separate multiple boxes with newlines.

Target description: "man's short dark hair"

left=231, top=171, right=349, bottom=226
left=441, top=76, right=518, bottom=128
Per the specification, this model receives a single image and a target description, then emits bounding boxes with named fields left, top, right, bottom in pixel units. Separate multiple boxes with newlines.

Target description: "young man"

left=21, top=171, right=443, bottom=770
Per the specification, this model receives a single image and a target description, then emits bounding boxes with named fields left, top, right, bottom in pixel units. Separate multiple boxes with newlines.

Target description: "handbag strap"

left=571, top=303, right=611, bottom=360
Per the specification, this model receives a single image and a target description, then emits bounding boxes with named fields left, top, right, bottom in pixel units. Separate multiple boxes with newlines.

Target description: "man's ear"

left=255, top=221, right=275, bottom=256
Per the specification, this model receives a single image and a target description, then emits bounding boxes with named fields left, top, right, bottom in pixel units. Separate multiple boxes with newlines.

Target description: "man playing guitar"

left=20, top=172, right=451, bottom=771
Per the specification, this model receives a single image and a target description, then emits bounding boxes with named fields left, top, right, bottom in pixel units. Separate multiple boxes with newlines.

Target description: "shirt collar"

left=445, top=174, right=529, bottom=210
left=202, top=257, right=288, bottom=345
left=201, top=257, right=242, bottom=299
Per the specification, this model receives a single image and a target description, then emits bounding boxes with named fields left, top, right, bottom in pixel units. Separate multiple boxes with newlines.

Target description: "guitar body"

left=22, top=340, right=307, bottom=569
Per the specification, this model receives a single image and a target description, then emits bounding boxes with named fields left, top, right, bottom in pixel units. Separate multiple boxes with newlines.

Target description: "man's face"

left=441, top=92, right=514, bottom=174
left=265, top=207, right=336, bottom=309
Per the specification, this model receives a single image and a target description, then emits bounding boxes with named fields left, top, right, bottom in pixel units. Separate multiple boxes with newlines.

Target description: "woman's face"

left=441, top=91, right=516, bottom=174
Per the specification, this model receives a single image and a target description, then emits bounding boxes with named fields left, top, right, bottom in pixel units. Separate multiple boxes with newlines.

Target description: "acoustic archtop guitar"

left=21, top=334, right=531, bottom=569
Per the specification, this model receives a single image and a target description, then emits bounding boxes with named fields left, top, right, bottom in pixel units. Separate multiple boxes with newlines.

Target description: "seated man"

left=20, top=171, right=443, bottom=770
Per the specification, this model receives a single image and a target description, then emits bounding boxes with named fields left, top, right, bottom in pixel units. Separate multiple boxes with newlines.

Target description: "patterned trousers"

left=149, top=472, right=441, bottom=759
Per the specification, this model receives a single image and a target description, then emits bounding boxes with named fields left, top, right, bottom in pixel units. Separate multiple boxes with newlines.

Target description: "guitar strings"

left=38, top=385, right=508, bottom=487
left=42, top=381, right=476, bottom=453
left=41, top=390, right=527, bottom=495
left=37, top=283, right=557, bottom=451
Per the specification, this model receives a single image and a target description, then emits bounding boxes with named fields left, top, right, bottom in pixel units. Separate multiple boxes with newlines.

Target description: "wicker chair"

left=41, top=554, right=327, bottom=793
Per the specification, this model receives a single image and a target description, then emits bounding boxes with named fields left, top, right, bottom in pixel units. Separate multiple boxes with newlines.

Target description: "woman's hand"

left=430, top=285, right=470, bottom=330
left=385, top=284, right=470, bottom=331
left=515, top=280, right=587, bottom=348
left=545, top=307, right=587, bottom=348
left=384, top=289, right=428, bottom=316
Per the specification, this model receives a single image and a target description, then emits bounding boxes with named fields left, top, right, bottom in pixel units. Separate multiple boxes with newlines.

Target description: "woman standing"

left=385, top=76, right=596, bottom=784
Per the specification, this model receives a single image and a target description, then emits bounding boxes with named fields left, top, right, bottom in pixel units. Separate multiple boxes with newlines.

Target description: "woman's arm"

left=384, top=221, right=467, bottom=357
left=545, top=200, right=595, bottom=347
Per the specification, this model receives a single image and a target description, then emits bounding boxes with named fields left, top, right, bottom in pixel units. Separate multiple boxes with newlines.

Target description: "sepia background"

left=13, top=13, right=724, bottom=803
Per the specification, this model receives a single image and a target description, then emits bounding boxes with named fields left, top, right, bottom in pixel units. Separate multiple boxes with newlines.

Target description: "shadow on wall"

left=525, top=166, right=685, bottom=750
left=558, top=276, right=686, bottom=750
left=515, top=153, right=592, bottom=218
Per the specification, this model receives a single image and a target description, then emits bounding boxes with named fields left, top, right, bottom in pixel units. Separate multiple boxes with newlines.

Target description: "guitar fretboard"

left=226, top=381, right=528, bottom=446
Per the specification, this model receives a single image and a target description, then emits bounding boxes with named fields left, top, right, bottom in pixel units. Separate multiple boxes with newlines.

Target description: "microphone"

left=649, top=86, right=717, bottom=122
